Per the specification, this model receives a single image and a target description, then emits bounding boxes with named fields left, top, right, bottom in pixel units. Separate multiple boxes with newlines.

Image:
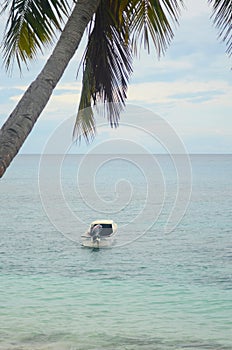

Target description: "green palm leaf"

left=128, top=0, right=183, bottom=56
left=209, top=0, right=232, bottom=55
left=1, top=0, right=71, bottom=72
left=74, top=0, right=183, bottom=141
left=74, top=0, right=133, bottom=142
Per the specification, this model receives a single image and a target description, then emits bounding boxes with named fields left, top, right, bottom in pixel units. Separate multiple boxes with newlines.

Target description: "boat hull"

left=81, top=236, right=115, bottom=248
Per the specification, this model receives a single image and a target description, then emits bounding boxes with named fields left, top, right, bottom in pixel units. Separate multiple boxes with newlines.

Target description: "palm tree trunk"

left=0, top=0, right=100, bottom=178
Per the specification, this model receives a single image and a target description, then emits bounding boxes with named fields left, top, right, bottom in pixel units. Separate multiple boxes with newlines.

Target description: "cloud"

left=10, top=81, right=81, bottom=94
left=5, top=82, right=82, bottom=122
left=181, top=0, right=211, bottom=19
left=44, top=92, right=79, bottom=116
left=131, top=56, right=194, bottom=82
left=128, top=79, right=231, bottom=105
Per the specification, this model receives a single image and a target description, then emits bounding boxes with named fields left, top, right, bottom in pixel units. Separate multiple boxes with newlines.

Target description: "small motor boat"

left=81, top=220, right=118, bottom=248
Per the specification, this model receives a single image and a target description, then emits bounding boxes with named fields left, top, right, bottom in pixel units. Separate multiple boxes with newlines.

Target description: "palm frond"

left=74, top=0, right=133, bottom=142
left=1, top=0, right=71, bottom=72
left=73, top=59, right=96, bottom=142
left=209, top=0, right=232, bottom=55
left=74, top=0, right=184, bottom=141
left=128, top=0, right=183, bottom=56
left=74, top=108, right=96, bottom=143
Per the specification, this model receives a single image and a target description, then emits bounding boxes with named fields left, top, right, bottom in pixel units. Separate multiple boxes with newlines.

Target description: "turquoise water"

left=0, top=155, right=232, bottom=349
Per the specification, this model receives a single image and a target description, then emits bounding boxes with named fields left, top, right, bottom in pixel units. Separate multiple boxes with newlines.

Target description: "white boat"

left=81, top=220, right=118, bottom=248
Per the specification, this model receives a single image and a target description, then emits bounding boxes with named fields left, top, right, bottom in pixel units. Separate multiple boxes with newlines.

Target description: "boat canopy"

left=90, top=220, right=114, bottom=236
left=90, top=220, right=114, bottom=226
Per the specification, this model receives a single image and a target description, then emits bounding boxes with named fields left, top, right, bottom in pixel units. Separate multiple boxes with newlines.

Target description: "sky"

left=0, top=0, right=231, bottom=154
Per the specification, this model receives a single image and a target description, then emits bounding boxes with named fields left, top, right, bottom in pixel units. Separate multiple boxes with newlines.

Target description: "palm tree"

left=0, top=0, right=231, bottom=178
left=0, top=0, right=100, bottom=177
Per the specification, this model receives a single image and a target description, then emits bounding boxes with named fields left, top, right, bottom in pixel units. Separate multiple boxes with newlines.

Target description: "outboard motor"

left=90, top=224, right=103, bottom=242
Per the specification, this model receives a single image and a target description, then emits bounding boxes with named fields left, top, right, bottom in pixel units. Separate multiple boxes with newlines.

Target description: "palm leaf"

left=74, top=0, right=133, bottom=142
left=1, top=0, right=71, bottom=72
left=209, top=0, right=232, bottom=55
left=128, top=0, right=183, bottom=56
left=74, top=59, right=96, bottom=142
left=74, top=0, right=183, bottom=141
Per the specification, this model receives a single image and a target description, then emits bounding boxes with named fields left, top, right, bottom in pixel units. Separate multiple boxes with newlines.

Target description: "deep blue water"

left=0, top=154, right=231, bottom=350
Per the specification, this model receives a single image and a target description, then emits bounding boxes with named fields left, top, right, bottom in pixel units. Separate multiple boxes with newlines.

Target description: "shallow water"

left=0, top=155, right=231, bottom=349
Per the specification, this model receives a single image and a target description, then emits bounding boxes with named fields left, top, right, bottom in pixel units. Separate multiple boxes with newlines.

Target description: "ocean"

left=0, top=154, right=231, bottom=350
